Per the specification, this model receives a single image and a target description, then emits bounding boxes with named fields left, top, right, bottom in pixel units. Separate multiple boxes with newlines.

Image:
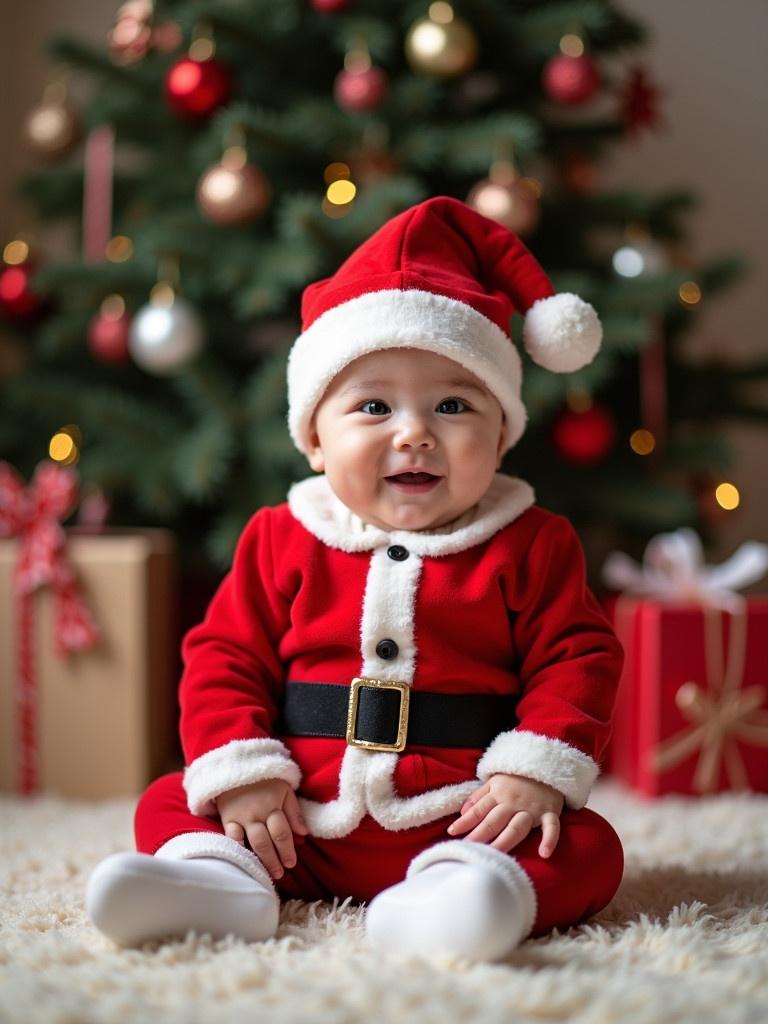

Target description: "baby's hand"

left=447, top=773, right=564, bottom=858
left=215, top=778, right=308, bottom=879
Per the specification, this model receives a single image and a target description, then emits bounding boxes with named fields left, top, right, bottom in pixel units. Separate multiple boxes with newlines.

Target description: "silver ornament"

left=128, top=291, right=204, bottom=374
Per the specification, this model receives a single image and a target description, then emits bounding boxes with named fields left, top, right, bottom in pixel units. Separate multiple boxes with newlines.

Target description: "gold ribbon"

left=649, top=605, right=768, bottom=792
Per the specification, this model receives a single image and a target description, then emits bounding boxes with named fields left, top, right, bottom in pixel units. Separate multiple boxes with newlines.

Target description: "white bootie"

left=365, top=842, right=537, bottom=962
left=86, top=843, right=280, bottom=947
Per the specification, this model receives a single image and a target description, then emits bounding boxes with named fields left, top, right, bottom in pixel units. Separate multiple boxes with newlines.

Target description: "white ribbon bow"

left=602, top=528, right=768, bottom=612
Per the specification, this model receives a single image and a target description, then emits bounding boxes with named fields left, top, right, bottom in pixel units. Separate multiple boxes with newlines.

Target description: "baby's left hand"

left=447, top=773, right=564, bottom=858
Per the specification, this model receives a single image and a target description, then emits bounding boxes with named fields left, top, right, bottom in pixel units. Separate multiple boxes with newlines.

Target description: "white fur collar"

left=287, top=473, right=535, bottom=556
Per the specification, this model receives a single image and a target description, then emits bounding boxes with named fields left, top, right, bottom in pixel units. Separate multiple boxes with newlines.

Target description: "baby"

left=87, top=196, right=624, bottom=961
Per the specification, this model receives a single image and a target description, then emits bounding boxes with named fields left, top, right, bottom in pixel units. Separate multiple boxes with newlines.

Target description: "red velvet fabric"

left=178, top=502, right=622, bottom=807
left=300, top=196, right=555, bottom=335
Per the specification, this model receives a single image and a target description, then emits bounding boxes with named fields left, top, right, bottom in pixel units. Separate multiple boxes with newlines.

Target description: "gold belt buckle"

left=346, top=677, right=410, bottom=752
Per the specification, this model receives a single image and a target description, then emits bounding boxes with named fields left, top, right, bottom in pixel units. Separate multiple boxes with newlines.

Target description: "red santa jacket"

left=179, top=474, right=623, bottom=838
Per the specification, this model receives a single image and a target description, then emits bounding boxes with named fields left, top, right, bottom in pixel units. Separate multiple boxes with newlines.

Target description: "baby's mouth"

left=384, top=472, right=442, bottom=492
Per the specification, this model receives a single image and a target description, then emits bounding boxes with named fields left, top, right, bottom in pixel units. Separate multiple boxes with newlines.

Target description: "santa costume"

left=87, top=196, right=624, bottom=960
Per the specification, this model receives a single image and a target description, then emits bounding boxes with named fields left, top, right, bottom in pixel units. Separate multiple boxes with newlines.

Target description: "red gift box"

left=605, top=596, right=768, bottom=796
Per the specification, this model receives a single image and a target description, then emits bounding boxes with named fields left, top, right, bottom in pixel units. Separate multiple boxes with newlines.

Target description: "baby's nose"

left=393, top=415, right=436, bottom=448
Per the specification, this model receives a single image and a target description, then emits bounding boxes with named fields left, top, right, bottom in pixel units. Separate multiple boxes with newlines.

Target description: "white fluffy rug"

left=1, top=781, right=766, bottom=1024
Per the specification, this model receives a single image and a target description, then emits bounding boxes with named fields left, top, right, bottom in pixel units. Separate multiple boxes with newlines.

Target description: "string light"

left=49, top=423, right=82, bottom=465
left=106, top=235, right=133, bottom=262
left=560, top=34, right=585, bottom=57
left=678, top=281, right=702, bottom=306
left=629, top=429, right=655, bottom=455
left=326, top=179, right=357, bottom=205
left=429, top=2, right=455, bottom=24
left=715, top=482, right=740, bottom=510
left=3, top=240, right=30, bottom=265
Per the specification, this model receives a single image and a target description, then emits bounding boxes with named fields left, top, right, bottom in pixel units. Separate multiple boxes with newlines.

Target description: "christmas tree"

left=1, top=0, right=762, bottom=581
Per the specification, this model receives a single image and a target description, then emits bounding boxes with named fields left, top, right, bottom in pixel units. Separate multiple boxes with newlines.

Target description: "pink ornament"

left=311, top=0, right=349, bottom=10
left=334, top=65, right=389, bottom=112
left=542, top=53, right=600, bottom=106
left=87, top=301, right=132, bottom=363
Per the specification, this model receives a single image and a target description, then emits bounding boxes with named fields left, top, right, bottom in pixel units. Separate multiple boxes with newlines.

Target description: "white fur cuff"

left=155, top=831, right=277, bottom=895
left=406, top=839, right=537, bottom=940
left=476, top=728, right=599, bottom=809
left=183, top=738, right=302, bottom=817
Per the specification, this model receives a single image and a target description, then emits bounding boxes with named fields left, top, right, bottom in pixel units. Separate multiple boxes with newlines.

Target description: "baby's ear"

left=496, top=414, right=507, bottom=467
left=306, top=422, right=325, bottom=473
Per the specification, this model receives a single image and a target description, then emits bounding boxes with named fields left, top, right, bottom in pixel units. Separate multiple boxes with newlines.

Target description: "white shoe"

left=86, top=852, right=280, bottom=947
left=365, top=858, right=531, bottom=962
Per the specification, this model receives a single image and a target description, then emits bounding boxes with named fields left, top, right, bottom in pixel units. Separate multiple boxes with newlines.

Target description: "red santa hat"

left=287, top=195, right=601, bottom=454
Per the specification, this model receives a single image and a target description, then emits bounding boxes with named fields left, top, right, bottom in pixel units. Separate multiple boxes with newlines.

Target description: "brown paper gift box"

left=0, top=529, right=178, bottom=798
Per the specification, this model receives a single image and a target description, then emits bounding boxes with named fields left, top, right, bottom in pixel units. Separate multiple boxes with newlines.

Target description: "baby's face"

left=306, top=348, right=505, bottom=532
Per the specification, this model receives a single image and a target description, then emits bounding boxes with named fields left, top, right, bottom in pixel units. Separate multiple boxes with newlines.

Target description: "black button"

left=387, top=545, right=409, bottom=561
left=376, top=639, right=399, bottom=660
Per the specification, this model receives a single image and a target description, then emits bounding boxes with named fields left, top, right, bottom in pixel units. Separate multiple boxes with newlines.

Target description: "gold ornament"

left=467, top=160, right=541, bottom=236
left=24, top=82, right=81, bottom=160
left=405, top=2, right=478, bottom=78
left=196, top=146, right=271, bottom=225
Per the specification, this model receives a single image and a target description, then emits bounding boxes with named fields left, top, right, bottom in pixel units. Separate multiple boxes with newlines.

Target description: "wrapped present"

left=602, top=529, right=768, bottom=796
left=0, top=460, right=177, bottom=798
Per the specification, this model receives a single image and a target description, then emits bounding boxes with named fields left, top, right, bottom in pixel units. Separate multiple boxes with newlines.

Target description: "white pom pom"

left=522, top=293, right=602, bottom=373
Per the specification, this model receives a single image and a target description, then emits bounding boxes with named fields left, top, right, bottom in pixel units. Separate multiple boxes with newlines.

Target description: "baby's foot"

left=86, top=852, right=280, bottom=946
left=365, top=858, right=530, bottom=961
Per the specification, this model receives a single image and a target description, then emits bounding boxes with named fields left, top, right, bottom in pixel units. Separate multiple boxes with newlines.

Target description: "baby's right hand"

left=215, top=778, right=308, bottom=879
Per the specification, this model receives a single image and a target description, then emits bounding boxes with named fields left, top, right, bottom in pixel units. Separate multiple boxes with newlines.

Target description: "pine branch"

left=47, top=36, right=158, bottom=95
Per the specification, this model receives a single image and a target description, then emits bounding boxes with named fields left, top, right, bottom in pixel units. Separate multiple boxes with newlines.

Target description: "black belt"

left=278, top=678, right=517, bottom=753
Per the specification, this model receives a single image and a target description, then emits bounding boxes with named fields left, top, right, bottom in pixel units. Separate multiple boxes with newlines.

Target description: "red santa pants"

left=134, top=772, right=623, bottom=938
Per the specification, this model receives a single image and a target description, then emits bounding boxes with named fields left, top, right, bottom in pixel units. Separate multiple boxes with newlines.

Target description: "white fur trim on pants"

left=155, top=831, right=277, bottom=896
left=476, top=728, right=599, bottom=809
left=183, top=738, right=302, bottom=817
left=406, top=839, right=537, bottom=940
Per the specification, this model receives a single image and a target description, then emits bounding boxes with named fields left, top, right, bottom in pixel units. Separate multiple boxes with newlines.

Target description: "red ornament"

left=87, top=297, right=132, bottom=363
left=552, top=404, right=616, bottom=465
left=0, top=262, right=47, bottom=322
left=620, top=65, right=665, bottom=137
left=542, top=53, right=601, bottom=106
left=311, top=0, right=349, bottom=9
left=165, top=56, right=232, bottom=119
left=334, top=64, right=389, bottom=112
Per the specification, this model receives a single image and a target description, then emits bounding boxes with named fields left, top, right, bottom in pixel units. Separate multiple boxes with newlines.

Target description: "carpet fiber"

left=1, top=781, right=766, bottom=1024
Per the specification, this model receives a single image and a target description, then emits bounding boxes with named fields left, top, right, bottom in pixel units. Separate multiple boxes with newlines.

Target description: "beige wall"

left=2, top=1, right=766, bottom=559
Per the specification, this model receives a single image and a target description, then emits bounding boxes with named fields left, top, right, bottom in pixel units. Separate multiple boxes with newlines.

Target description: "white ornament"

left=128, top=293, right=203, bottom=374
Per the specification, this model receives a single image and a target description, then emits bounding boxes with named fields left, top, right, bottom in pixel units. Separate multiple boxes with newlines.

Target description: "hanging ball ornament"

left=23, top=82, right=81, bottom=160
left=311, top=0, right=349, bottom=10
left=542, top=34, right=600, bottom=106
left=87, top=294, right=132, bottom=363
left=128, top=283, right=204, bottom=375
left=405, top=2, right=479, bottom=78
left=109, top=0, right=182, bottom=65
left=197, top=146, right=271, bottom=225
left=467, top=160, right=541, bottom=236
left=334, top=51, right=389, bottom=112
left=552, top=402, right=616, bottom=465
left=165, top=35, right=232, bottom=120
left=0, top=242, right=47, bottom=322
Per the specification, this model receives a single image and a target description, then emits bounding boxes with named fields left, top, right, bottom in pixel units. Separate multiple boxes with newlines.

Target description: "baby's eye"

left=436, top=397, right=468, bottom=414
left=359, top=399, right=391, bottom=415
